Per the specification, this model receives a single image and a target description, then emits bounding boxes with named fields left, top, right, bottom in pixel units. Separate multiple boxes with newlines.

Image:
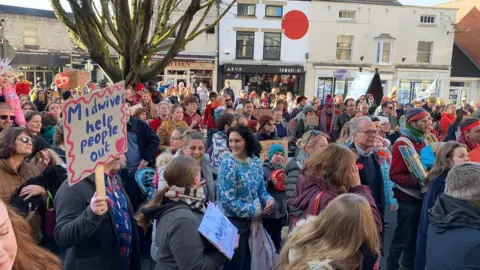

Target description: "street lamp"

left=84, top=60, right=94, bottom=72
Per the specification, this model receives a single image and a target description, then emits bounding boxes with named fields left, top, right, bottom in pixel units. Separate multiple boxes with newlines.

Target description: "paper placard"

left=198, top=204, right=238, bottom=260
left=259, top=140, right=289, bottom=162
left=252, top=109, right=272, bottom=120
left=347, top=72, right=374, bottom=101
left=306, top=115, right=319, bottom=127
left=64, top=70, right=92, bottom=90
left=63, top=81, right=128, bottom=186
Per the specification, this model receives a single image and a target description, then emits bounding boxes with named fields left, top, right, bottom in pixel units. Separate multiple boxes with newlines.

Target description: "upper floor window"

left=24, top=26, right=38, bottom=46
left=236, top=31, right=255, bottom=59
left=420, top=15, right=436, bottom=24
left=265, top=6, right=283, bottom=18
left=417, top=41, right=433, bottom=63
left=263, top=32, right=281, bottom=60
left=376, top=41, right=392, bottom=65
left=336, top=35, right=353, bottom=61
left=338, top=10, right=356, bottom=21
left=237, top=4, right=256, bottom=16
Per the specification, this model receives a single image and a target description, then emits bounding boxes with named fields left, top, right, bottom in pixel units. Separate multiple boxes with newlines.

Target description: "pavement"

left=141, top=210, right=399, bottom=270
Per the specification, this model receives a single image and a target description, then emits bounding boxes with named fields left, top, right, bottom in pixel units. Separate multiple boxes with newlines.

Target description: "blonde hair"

left=136, top=155, right=200, bottom=229
left=296, top=130, right=329, bottom=150
left=337, top=122, right=352, bottom=145
left=34, top=148, right=63, bottom=167
left=305, top=144, right=357, bottom=194
left=276, top=194, right=380, bottom=270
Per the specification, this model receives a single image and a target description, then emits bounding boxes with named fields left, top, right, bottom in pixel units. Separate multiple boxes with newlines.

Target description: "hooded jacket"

left=285, top=151, right=308, bottom=222
left=289, top=170, right=382, bottom=233
left=426, top=194, right=480, bottom=270
left=2, top=84, right=26, bottom=126
left=262, top=160, right=287, bottom=220
left=146, top=200, right=226, bottom=270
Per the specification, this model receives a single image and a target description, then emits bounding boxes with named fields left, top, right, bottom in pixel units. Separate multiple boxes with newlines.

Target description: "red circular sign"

left=282, top=10, right=309, bottom=40
left=53, top=73, right=70, bottom=88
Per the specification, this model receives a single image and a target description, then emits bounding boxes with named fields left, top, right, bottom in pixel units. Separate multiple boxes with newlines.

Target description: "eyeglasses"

left=358, top=130, right=379, bottom=136
left=0, top=115, right=14, bottom=121
left=17, top=136, right=33, bottom=144
left=225, top=99, right=232, bottom=102
left=387, top=106, right=395, bottom=110
left=170, top=136, right=183, bottom=141
left=381, top=123, right=390, bottom=126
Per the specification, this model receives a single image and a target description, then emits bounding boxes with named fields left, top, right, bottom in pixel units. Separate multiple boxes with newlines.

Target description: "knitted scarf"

left=165, top=185, right=206, bottom=212
left=319, top=109, right=336, bottom=134
left=403, top=124, right=425, bottom=143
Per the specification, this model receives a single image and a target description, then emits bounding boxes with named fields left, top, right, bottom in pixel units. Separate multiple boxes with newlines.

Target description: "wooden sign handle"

left=95, top=166, right=106, bottom=197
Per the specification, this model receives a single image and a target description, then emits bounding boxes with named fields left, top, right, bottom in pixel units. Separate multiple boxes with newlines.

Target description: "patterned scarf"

left=165, top=185, right=206, bottom=212
left=403, top=124, right=426, bottom=143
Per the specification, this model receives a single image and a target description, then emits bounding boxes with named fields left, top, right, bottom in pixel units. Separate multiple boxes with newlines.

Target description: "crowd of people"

left=0, top=56, right=479, bottom=270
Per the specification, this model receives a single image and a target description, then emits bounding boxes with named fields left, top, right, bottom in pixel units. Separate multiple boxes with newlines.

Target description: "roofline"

left=0, top=4, right=72, bottom=19
left=454, top=41, right=480, bottom=70
left=312, top=1, right=458, bottom=10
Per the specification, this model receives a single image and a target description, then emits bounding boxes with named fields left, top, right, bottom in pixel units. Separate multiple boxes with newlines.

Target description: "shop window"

left=237, top=4, right=255, bottom=16
left=236, top=31, right=255, bottom=59
left=24, top=26, right=38, bottom=46
left=336, top=35, right=353, bottom=61
left=338, top=10, right=355, bottom=21
left=417, top=41, right=433, bottom=64
left=265, top=6, right=283, bottom=18
left=420, top=15, right=436, bottom=25
left=376, top=41, right=392, bottom=65
left=263, top=32, right=281, bottom=60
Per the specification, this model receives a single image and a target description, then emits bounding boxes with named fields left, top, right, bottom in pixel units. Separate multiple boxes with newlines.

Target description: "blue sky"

left=0, top=0, right=451, bottom=10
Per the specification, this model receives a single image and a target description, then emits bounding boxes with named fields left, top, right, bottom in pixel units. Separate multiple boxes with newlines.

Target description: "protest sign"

left=252, top=109, right=272, bottom=120
left=259, top=140, right=289, bottom=162
left=198, top=203, right=238, bottom=260
left=347, top=72, right=374, bottom=101
left=63, top=81, right=128, bottom=193
left=63, top=69, right=91, bottom=90
left=399, top=145, right=427, bottom=183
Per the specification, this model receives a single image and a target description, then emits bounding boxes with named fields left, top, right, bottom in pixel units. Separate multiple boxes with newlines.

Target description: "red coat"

left=390, top=135, right=426, bottom=203
left=439, top=113, right=455, bottom=137
left=149, top=117, right=164, bottom=133
left=15, top=82, right=31, bottom=96
left=202, top=102, right=217, bottom=129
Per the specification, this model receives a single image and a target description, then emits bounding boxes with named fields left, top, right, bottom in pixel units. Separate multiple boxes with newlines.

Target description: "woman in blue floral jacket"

left=217, top=125, right=275, bottom=270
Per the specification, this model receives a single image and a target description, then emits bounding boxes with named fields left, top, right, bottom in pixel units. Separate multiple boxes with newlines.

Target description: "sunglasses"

left=305, top=130, right=321, bottom=146
left=17, top=136, right=33, bottom=144
left=387, top=106, right=395, bottom=109
left=0, top=115, right=14, bottom=121
left=225, top=99, right=232, bottom=102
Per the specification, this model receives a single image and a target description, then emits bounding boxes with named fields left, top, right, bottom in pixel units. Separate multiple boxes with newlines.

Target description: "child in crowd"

left=262, top=143, right=287, bottom=252
left=214, top=96, right=226, bottom=118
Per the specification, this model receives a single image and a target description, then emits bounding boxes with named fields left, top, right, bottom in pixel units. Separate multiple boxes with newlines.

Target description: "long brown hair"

left=136, top=155, right=200, bottom=230
left=0, top=127, right=34, bottom=159
left=305, top=144, right=357, bottom=193
left=276, top=194, right=379, bottom=270
left=423, top=141, right=467, bottom=188
left=1, top=201, right=61, bottom=270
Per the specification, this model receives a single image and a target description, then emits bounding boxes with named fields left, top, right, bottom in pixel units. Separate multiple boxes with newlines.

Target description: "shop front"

left=395, top=69, right=450, bottom=104
left=219, top=64, right=305, bottom=96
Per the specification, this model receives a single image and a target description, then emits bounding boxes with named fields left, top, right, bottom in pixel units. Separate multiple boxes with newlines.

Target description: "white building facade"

left=305, top=1, right=457, bottom=103
left=217, top=0, right=310, bottom=96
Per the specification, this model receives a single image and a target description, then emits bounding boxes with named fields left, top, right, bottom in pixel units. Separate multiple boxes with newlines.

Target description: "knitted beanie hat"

left=324, top=94, right=334, bottom=106
left=302, top=105, right=314, bottom=114
left=268, top=143, right=286, bottom=160
left=406, top=108, right=429, bottom=124
left=445, top=162, right=480, bottom=204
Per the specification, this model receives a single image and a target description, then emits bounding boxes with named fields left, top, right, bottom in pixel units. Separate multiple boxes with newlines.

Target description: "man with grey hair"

left=234, top=90, right=248, bottom=109
left=350, top=116, right=385, bottom=232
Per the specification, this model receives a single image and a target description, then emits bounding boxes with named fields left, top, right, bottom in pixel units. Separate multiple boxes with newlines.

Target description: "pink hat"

left=324, top=94, right=334, bottom=105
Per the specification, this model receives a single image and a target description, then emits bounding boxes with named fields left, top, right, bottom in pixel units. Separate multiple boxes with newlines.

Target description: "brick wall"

left=1, top=12, right=74, bottom=53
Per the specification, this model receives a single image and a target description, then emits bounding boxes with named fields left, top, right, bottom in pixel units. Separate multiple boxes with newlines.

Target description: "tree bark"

left=49, top=0, right=235, bottom=86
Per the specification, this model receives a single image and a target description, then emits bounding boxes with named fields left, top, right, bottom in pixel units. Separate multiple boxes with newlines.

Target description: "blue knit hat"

left=268, top=143, right=285, bottom=160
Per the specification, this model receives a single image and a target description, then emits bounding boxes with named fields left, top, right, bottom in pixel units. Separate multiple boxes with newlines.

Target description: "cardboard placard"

left=252, top=109, right=272, bottom=120
left=198, top=203, right=238, bottom=260
left=63, top=81, right=128, bottom=187
left=64, top=69, right=92, bottom=90
left=306, top=115, right=319, bottom=127
left=259, top=140, right=289, bottom=162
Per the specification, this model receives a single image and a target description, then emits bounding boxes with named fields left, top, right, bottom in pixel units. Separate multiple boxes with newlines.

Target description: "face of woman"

left=22, top=105, right=32, bottom=112
left=14, top=132, right=33, bottom=156
left=169, top=130, right=184, bottom=151
left=48, top=104, right=61, bottom=119
left=172, top=107, right=183, bottom=122
left=229, top=132, right=246, bottom=157
left=142, top=94, right=150, bottom=103
left=27, top=115, right=42, bottom=134
left=125, top=90, right=132, bottom=101
left=451, top=147, right=470, bottom=165
left=0, top=203, right=17, bottom=270
left=183, top=140, right=205, bottom=161
left=307, top=136, right=328, bottom=154
left=380, top=122, right=390, bottom=133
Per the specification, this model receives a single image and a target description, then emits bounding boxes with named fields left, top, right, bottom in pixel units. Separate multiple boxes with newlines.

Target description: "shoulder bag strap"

left=312, top=191, right=325, bottom=216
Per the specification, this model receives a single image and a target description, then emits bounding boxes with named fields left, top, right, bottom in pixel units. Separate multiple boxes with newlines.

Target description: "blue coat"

left=415, top=172, right=448, bottom=270
left=426, top=194, right=480, bottom=270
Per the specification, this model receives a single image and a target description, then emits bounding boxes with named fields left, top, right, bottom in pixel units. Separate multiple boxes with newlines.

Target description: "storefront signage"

left=223, top=64, right=304, bottom=74
left=333, top=69, right=350, bottom=79
left=167, top=60, right=214, bottom=70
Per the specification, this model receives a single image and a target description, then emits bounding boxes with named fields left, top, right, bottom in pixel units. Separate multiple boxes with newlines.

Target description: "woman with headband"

left=458, top=118, right=480, bottom=151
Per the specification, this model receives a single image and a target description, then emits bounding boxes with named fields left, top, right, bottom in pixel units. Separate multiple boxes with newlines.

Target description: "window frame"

left=338, top=10, right=356, bottom=21
left=237, top=4, right=256, bottom=17
left=235, top=31, right=255, bottom=60
left=420, top=15, right=436, bottom=25
left=24, top=26, right=38, bottom=46
left=263, top=32, right=282, bottom=60
left=417, top=41, right=433, bottom=64
left=375, top=40, right=392, bottom=65
left=265, top=5, right=283, bottom=18
left=336, top=35, right=354, bottom=62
